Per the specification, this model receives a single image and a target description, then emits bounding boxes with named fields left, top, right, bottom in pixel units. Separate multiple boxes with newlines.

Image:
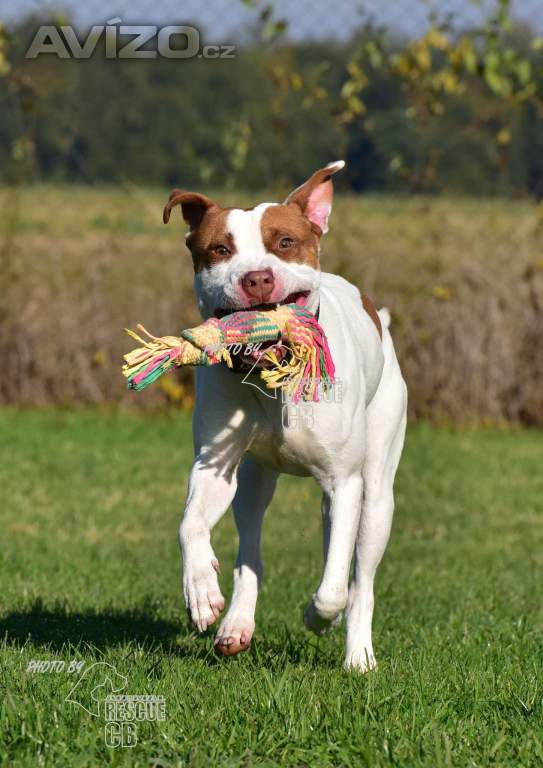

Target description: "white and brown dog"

left=163, top=161, right=407, bottom=670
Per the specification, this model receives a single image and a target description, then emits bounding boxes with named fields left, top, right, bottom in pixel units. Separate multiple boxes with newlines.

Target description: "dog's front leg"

left=304, top=475, right=363, bottom=634
left=180, top=459, right=239, bottom=632
left=215, top=457, right=278, bottom=656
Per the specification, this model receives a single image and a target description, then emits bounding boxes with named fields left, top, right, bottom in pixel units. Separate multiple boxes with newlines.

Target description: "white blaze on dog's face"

left=163, top=161, right=345, bottom=319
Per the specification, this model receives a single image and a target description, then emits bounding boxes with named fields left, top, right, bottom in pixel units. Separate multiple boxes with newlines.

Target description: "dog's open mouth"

left=213, top=291, right=309, bottom=320
left=213, top=291, right=310, bottom=373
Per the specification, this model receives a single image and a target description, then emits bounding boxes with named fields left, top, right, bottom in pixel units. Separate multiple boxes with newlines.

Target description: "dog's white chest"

left=245, top=396, right=338, bottom=477
left=194, top=273, right=385, bottom=481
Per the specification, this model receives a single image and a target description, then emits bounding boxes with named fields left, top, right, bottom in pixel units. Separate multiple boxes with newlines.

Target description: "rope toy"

left=122, top=304, right=335, bottom=403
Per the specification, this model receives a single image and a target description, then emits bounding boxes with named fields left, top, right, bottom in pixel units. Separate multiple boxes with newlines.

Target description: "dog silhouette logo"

left=65, top=661, right=128, bottom=717
left=240, top=343, right=293, bottom=399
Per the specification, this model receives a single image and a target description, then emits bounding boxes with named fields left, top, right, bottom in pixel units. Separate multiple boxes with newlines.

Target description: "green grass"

left=0, top=410, right=542, bottom=767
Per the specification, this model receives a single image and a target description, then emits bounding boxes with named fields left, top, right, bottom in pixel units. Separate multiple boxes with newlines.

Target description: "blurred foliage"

left=0, top=1, right=542, bottom=196
left=1, top=186, right=542, bottom=422
left=333, top=0, right=543, bottom=192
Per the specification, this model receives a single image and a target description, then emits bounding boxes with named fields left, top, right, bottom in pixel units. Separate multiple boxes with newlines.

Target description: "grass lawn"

left=0, top=410, right=542, bottom=767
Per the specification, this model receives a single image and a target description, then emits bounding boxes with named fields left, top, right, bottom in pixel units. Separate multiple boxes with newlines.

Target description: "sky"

left=0, top=0, right=541, bottom=41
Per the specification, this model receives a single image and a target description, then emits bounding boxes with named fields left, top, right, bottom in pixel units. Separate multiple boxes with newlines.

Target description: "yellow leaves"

left=289, top=72, right=303, bottom=91
left=340, top=80, right=359, bottom=99
left=92, top=350, right=107, bottom=367
left=159, top=376, right=184, bottom=403
left=346, top=61, right=368, bottom=88
left=484, top=67, right=513, bottom=98
left=496, top=129, right=512, bottom=146
left=432, top=285, right=453, bottom=301
left=222, top=119, right=251, bottom=173
left=425, top=28, right=450, bottom=52
left=0, top=53, right=10, bottom=77
left=389, top=155, right=409, bottom=178
left=449, top=37, right=478, bottom=75
left=269, top=64, right=287, bottom=88
left=339, top=62, right=368, bottom=123
left=354, top=17, right=540, bottom=138
left=479, top=45, right=535, bottom=100
left=11, top=136, right=35, bottom=164
left=392, top=50, right=422, bottom=79
left=392, top=27, right=451, bottom=80
left=515, top=59, right=532, bottom=86
left=269, top=61, right=328, bottom=112
left=362, top=40, right=384, bottom=69
left=340, top=62, right=368, bottom=101
left=413, top=43, right=431, bottom=72
left=0, top=24, right=11, bottom=77
left=340, top=92, right=367, bottom=120
left=390, top=26, right=466, bottom=118
left=159, top=377, right=193, bottom=410
left=181, top=394, right=195, bottom=410
left=347, top=61, right=361, bottom=79
left=431, top=70, right=465, bottom=95
left=53, top=12, right=70, bottom=26
left=346, top=96, right=366, bottom=116
left=417, top=329, right=432, bottom=344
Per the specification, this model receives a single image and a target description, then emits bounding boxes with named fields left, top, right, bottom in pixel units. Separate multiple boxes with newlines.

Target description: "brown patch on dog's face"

left=162, top=190, right=238, bottom=273
left=260, top=204, right=321, bottom=269
left=163, top=159, right=345, bottom=277
left=186, top=208, right=237, bottom=272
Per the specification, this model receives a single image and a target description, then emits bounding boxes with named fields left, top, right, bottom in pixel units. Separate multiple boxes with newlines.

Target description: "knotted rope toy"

left=122, top=304, right=335, bottom=403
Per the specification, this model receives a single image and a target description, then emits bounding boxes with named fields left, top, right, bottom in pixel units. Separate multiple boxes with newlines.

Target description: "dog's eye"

left=279, top=237, right=294, bottom=249
left=214, top=245, right=231, bottom=257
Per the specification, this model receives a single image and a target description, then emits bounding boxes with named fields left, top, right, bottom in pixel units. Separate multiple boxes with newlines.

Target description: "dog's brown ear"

left=284, top=160, right=345, bottom=235
left=163, top=190, right=218, bottom=229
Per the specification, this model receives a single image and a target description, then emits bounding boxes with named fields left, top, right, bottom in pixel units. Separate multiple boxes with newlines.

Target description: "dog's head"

left=163, top=161, right=344, bottom=319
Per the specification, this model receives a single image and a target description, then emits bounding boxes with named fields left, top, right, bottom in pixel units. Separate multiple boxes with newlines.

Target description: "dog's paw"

left=344, top=649, right=377, bottom=673
left=303, top=600, right=342, bottom=635
left=184, top=558, right=225, bottom=633
left=214, top=614, right=254, bottom=657
left=303, top=589, right=346, bottom=635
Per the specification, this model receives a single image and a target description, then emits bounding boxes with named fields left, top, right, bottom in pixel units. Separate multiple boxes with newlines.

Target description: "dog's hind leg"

left=215, top=457, right=278, bottom=656
left=303, top=475, right=364, bottom=635
left=345, top=338, right=407, bottom=671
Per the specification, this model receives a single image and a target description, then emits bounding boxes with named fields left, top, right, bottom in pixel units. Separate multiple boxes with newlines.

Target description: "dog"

left=163, top=161, right=407, bottom=670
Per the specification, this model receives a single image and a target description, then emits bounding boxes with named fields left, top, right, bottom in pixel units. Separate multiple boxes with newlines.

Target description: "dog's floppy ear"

left=163, top=190, right=218, bottom=229
left=284, top=160, right=345, bottom=235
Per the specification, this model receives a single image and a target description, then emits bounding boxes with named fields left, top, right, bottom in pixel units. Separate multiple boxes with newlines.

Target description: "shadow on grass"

left=0, top=601, right=190, bottom=653
left=0, top=603, right=341, bottom=667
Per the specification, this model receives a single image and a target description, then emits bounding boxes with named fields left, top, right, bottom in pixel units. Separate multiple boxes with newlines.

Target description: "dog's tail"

left=378, top=307, right=391, bottom=329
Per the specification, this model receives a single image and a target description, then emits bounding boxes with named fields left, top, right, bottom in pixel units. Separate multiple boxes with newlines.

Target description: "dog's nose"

left=240, top=270, right=275, bottom=303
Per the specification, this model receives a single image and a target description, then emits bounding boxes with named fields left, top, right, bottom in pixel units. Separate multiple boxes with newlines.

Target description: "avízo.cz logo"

left=26, top=18, right=236, bottom=60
